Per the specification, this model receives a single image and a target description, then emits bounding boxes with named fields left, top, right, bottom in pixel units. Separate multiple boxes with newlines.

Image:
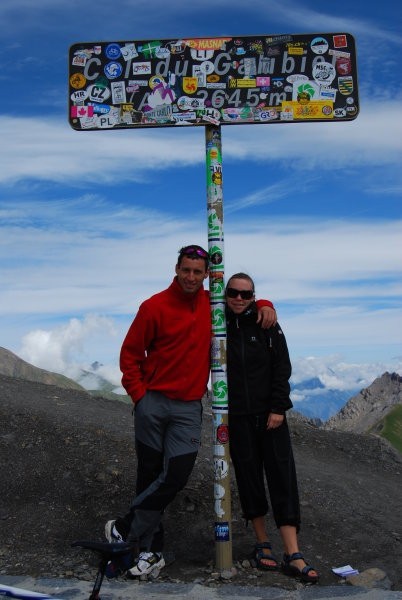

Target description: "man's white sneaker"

left=105, top=519, right=125, bottom=543
left=128, top=552, right=165, bottom=576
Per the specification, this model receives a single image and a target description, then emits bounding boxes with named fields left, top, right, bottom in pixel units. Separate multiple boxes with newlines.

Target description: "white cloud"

left=0, top=116, right=204, bottom=185
left=282, top=306, right=402, bottom=363
left=15, top=314, right=402, bottom=402
left=290, top=354, right=402, bottom=403
left=2, top=198, right=401, bottom=318
left=250, top=0, right=402, bottom=45
left=18, top=315, right=119, bottom=381
left=1, top=212, right=400, bottom=371
left=225, top=219, right=402, bottom=293
left=1, top=99, right=402, bottom=185
left=2, top=0, right=401, bottom=47
left=223, top=101, right=402, bottom=168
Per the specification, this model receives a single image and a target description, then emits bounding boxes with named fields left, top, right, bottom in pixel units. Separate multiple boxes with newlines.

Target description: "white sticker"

left=111, top=81, right=126, bottom=104
left=199, top=60, right=215, bottom=74
left=132, top=62, right=152, bottom=75
left=214, top=483, right=225, bottom=499
left=70, top=89, right=88, bottom=102
left=121, top=43, right=138, bottom=61
left=190, top=49, right=214, bottom=61
left=96, top=107, right=119, bottom=128
left=214, top=499, right=225, bottom=518
left=87, top=84, right=111, bottom=103
left=312, top=62, right=336, bottom=85
left=213, top=444, right=225, bottom=457
left=214, top=458, right=228, bottom=480
left=177, top=95, right=205, bottom=110
left=287, top=74, right=309, bottom=84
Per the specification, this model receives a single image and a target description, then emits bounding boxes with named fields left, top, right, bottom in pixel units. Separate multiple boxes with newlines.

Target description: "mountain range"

left=0, top=346, right=357, bottom=419
left=0, top=346, right=401, bottom=452
left=290, top=376, right=356, bottom=420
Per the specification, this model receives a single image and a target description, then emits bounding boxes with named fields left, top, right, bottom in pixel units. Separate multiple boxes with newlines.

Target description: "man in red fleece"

left=105, top=244, right=276, bottom=578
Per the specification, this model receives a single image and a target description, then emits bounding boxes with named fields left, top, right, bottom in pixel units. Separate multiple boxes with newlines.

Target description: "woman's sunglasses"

left=226, top=287, right=254, bottom=300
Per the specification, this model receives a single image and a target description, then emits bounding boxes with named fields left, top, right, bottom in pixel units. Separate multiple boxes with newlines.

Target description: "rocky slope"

left=324, top=372, right=402, bottom=433
left=0, top=374, right=401, bottom=591
left=0, top=347, right=85, bottom=391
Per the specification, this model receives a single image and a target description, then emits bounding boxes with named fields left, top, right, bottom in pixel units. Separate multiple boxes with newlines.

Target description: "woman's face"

left=225, top=278, right=255, bottom=314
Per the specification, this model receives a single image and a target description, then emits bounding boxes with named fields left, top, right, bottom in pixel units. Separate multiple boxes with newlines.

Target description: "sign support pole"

left=205, top=124, right=232, bottom=571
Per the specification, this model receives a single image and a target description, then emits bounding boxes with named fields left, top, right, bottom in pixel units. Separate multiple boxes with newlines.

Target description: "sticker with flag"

left=139, top=41, right=161, bottom=59
left=71, top=105, right=94, bottom=118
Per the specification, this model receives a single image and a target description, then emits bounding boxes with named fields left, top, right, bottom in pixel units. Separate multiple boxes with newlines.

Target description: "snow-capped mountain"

left=290, top=377, right=359, bottom=421
left=2, top=346, right=401, bottom=423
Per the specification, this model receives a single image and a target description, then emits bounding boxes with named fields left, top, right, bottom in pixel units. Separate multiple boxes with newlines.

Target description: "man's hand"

left=267, top=413, right=284, bottom=429
left=257, top=306, right=277, bottom=329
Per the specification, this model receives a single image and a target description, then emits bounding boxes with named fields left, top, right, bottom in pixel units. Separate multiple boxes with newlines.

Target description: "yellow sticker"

left=282, top=100, right=334, bottom=119
left=70, top=73, right=87, bottom=90
left=149, top=75, right=165, bottom=89
left=183, top=77, right=198, bottom=94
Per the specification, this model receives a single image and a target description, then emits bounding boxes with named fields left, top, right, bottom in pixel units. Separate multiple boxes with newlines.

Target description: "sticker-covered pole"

left=205, top=124, right=232, bottom=571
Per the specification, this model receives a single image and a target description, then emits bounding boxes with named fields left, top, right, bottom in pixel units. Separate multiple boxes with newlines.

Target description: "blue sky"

left=1, top=0, right=401, bottom=394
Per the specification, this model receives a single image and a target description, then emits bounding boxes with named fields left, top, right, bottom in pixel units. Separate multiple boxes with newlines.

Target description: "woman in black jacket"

left=226, top=272, right=318, bottom=583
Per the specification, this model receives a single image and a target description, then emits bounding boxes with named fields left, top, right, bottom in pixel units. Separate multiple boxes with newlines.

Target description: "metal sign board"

left=68, top=33, right=358, bottom=131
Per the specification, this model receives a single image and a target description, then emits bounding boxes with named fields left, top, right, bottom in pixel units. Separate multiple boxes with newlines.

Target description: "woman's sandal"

left=253, top=541, right=279, bottom=571
left=281, top=552, right=319, bottom=583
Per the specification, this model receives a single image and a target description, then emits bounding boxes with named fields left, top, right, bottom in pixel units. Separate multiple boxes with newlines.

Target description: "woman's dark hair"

left=226, top=272, right=255, bottom=293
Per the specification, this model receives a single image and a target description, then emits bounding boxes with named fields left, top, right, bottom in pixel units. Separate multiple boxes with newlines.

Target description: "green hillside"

left=377, top=404, right=402, bottom=453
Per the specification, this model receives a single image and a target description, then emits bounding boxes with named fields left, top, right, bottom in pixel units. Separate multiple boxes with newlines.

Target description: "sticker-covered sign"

left=68, top=33, right=358, bottom=131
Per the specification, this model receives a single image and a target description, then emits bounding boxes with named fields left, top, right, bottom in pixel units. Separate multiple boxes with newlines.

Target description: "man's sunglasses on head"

left=180, top=246, right=209, bottom=259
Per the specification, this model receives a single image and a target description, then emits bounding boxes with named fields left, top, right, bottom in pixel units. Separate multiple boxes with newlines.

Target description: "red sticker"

left=216, top=424, right=229, bottom=444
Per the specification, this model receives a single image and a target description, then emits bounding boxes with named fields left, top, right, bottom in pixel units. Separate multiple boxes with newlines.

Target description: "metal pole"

left=205, top=125, right=232, bottom=571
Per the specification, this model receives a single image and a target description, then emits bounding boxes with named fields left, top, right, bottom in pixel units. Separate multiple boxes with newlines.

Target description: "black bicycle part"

left=71, top=540, right=137, bottom=600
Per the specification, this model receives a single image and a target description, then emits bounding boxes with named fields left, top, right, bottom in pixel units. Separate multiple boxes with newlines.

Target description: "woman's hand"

left=266, top=413, right=284, bottom=429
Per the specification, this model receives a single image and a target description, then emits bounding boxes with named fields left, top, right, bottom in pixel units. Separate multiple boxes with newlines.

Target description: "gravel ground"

left=0, top=374, right=401, bottom=591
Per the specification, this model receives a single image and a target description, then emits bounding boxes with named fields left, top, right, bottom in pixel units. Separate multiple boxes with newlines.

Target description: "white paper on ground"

left=332, top=565, right=359, bottom=577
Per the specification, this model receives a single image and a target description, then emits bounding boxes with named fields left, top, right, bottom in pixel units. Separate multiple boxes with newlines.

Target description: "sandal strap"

left=301, top=565, right=315, bottom=575
left=255, top=541, right=273, bottom=551
left=283, top=551, right=304, bottom=563
left=254, top=542, right=279, bottom=569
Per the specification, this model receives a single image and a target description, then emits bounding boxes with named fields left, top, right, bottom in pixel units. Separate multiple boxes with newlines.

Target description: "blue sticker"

left=104, top=62, right=123, bottom=79
left=105, top=43, right=121, bottom=59
left=88, top=103, right=111, bottom=115
left=215, top=521, right=230, bottom=542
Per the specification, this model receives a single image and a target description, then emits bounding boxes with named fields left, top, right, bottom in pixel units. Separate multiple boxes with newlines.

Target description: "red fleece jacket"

left=120, top=277, right=273, bottom=403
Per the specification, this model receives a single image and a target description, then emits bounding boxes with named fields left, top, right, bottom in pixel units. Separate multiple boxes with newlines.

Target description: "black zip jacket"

left=226, top=303, right=293, bottom=416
